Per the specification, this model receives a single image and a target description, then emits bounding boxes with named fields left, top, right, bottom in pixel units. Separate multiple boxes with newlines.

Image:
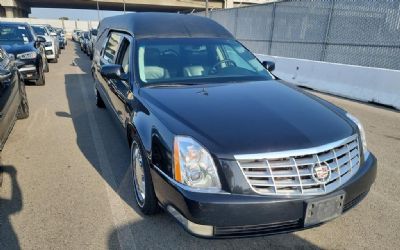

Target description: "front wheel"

left=95, top=90, right=106, bottom=108
left=16, top=80, right=29, bottom=119
left=44, top=60, right=49, bottom=72
left=131, top=136, right=159, bottom=215
left=35, top=65, right=45, bottom=86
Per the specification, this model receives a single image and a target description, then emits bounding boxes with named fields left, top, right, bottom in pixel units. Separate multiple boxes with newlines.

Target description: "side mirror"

left=36, top=36, right=46, bottom=48
left=262, top=61, right=275, bottom=72
left=100, top=64, right=128, bottom=81
left=0, top=69, right=12, bottom=82
left=37, top=36, right=46, bottom=43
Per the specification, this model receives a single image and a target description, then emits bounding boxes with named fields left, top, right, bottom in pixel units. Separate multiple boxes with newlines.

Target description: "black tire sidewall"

left=96, top=90, right=106, bottom=108
left=131, top=135, right=159, bottom=215
left=35, top=64, right=45, bottom=86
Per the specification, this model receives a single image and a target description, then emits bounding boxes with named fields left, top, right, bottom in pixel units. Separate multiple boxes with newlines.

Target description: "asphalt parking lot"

left=0, top=42, right=399, bottom=250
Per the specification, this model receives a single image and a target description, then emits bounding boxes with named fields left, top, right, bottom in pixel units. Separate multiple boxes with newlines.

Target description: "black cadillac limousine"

left=91, top=13, right=377, bottom=238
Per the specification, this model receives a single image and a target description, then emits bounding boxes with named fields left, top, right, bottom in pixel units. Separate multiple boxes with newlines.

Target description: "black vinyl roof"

left=98, top=12, right=234, bottom=39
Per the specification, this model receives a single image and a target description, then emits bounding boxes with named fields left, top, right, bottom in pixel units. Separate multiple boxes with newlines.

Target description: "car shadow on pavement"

left=63, top=45, right=139, bottom=213
left=0, top=165, right=22, bottom=250
left=107, top=219, right=321, bottom=250
left=65, top=43, right=321, bottom=249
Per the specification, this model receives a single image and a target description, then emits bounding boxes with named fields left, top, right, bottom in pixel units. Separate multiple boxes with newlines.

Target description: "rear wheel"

left=16, top=79, right=29, bottom=119
left=131, top=136, right=159, bottom=215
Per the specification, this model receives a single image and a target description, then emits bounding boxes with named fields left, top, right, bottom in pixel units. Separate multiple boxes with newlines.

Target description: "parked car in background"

left=44, top=25, right=61, bottom=54
left=56, top=28, right=67, bottom=47
left=87, top=28, right=97, bottom=60
left=0, top=47, right=29, bottom=151
left=72, top=29, right=82, bottom=42
left=79, top=32, right=90, bottom=54
left=55, top=28, right=66, bottom=49
left=32, top=24, right=59, bottom=63
left=0, top=22, right=47, bottom=85
left=93, top=13, right=377, bottom=238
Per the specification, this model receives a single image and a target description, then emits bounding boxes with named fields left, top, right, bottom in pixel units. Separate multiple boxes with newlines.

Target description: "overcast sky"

left=30, top=8, right=127, bottom=21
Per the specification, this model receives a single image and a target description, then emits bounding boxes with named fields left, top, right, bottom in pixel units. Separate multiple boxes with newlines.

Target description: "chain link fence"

left=195, top=0, right=400, bottom=70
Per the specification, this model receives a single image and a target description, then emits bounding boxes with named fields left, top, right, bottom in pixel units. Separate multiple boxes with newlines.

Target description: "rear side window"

left=115, top=38, right=131, bottom=75
left=103, top=33, right=121, bottom=64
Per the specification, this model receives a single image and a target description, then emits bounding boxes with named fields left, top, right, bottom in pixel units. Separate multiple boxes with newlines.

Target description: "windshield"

left=91, top=29, right=97, bottom=36
left=0, top=24, right=33, bottom=44
left=32, top=26, right=47, bottom=36
left=136, top=38, right=272, bottom=85
left=83, top=32, right=89, bottom=39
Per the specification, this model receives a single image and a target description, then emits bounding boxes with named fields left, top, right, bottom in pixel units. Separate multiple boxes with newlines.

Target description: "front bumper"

left=45, top=47, right=56, bottom=59
left=18, top=63, right=39, bottom=80
left=151, top=153, right=377, bottom=238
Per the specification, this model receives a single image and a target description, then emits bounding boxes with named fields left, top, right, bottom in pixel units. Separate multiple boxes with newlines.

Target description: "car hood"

left=140, top=80, right=355, bottom=158
left=1, top=42, right=35, bottom=56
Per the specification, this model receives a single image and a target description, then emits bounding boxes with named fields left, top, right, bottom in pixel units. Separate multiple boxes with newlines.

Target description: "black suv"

left=0, top=22, right=47, bottom=86
left=92, top=13, right=377, bottom=238
left=0, top=47, right=29, bottom=151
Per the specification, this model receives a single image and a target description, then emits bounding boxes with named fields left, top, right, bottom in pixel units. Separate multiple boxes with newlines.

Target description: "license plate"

left=304, top=191, right=345, bottom=227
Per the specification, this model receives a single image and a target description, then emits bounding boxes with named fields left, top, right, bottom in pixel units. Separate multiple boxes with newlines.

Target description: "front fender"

left=129, top=100, right=175, bottom=177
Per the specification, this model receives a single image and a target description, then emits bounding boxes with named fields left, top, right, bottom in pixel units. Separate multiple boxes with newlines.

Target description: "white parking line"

left=75, top=70, right=137, bottom=250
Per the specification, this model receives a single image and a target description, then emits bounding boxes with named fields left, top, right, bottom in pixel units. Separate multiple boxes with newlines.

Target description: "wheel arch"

left=127, top=119, right=173, bottom=178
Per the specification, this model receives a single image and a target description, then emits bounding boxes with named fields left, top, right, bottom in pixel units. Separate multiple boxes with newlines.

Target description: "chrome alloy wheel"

left=131, top=142, right=146, bottom=206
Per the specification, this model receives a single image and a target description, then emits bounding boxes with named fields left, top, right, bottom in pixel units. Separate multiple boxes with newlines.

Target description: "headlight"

left=44, top=41, right=52, bottom=47
left=173, top=136, right=221, bottom=192
left=346, top=113, right=369, bottom=159
left=17, top=52, right=37, bottom=60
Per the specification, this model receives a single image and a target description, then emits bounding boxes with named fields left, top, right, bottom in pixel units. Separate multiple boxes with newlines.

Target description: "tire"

left=35, top=66, right=45, bottom=86
left=131, top=136, right=160, bottom=215
left=44, top=60, right=50, bottom=73
left=95, top=90, right=106, bottom=108
left=0, top=155, right=3, bottom=187
left=16, top=80, right=29, bottom=119
left=51, top=58, right=58, bottom=63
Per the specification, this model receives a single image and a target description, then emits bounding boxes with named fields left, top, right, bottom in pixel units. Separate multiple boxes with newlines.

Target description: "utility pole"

left=205, top=0, right=208, bottom=17
left=97, top=0, right=100, bottom=21
left=123, top=0, right=126, bottom=14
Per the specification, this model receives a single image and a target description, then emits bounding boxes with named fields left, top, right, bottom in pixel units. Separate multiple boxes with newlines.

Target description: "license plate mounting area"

left=304, top=191, right=345, bottom=227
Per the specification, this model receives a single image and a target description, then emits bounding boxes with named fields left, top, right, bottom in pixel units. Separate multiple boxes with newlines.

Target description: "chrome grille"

left=236, top=135, right=360, bottom=195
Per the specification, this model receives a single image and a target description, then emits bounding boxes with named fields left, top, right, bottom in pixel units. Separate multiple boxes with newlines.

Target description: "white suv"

left=32, top=25, right=59, bottom=63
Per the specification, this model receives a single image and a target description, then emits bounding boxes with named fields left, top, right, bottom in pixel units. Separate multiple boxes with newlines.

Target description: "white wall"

left=0, top=17, right=99, bottom=37
left=256, top=54, right=400, bottom=110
